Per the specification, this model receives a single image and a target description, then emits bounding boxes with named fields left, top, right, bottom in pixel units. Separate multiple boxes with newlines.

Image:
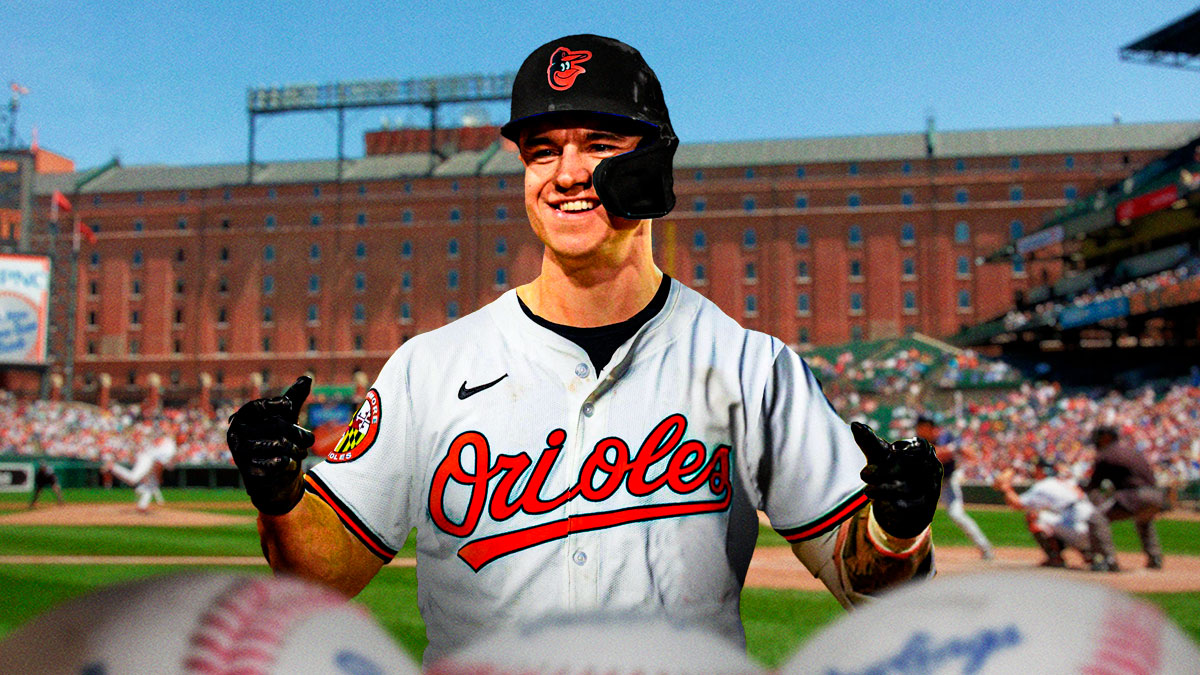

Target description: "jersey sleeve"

left=305, top=350, right=421, bottom=562
left=743, top=343, right=868, bottom=545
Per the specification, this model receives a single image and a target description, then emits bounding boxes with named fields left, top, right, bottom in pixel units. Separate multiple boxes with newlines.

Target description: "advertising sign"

left=0, top=254, right=50, bottom=365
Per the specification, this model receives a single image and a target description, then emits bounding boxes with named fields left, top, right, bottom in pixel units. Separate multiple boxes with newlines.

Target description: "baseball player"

left=107, top=421, right=176, bottom=512
left=993, top=458, right=1116, bottom=570
left=918, top=415, right=994, bottom=560
left=27, top=461, right=64, bottom=509
left=1083, top=426, right=1169, bottom=569
left=227, top=35, right=942, bottom=665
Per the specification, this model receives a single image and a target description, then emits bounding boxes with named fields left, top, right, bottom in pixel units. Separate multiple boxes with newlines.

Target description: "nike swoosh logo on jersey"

left=458, top=373, right=509, bottom=400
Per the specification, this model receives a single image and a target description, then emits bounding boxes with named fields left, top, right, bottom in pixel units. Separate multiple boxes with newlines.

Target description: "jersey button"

left=575, top=363, right=590, bottom=378
left=582, top=402, right=594, bottom=417
left=572, top=550, right=587, bottom=565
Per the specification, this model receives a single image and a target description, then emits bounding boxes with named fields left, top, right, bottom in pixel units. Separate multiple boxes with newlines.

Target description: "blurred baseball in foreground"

left=427, top=612, right=767, bottom=675
left=0, top=572, right=418, bottom=674
left=779, top=570, right=1200, bottom=674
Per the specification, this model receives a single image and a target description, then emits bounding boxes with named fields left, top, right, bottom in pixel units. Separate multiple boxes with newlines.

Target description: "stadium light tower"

left=245, top=73, right=515, bottom=183
left=2, top=82, right=29, bottom=150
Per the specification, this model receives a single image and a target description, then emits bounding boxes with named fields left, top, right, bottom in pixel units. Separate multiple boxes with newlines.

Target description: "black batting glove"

left=227, top=376, right=316, bottom=516
left=851, top=421, right=943, bottom=539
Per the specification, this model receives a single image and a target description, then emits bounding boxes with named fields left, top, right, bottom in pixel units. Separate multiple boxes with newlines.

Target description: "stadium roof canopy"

left=1120, top=7, right=1200, bottom=71
left=33, top=120, right=1200, bottom=195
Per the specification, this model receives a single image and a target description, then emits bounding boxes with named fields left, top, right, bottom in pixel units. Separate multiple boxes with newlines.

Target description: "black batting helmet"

left=501, top=34, right=678, bottom=220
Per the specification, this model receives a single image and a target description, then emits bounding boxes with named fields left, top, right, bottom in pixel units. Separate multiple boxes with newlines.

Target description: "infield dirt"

left=5, top=502, right=1199, bottom=593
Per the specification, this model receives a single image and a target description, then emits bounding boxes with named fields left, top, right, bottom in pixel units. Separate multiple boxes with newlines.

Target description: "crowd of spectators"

left=0, top=390, right=236, bottom=466
left=2, top=371, right=1197, bottom=494
left=1001, top=255, right=1200, bottom=332
left=831, top=379, right=1200, bottom=490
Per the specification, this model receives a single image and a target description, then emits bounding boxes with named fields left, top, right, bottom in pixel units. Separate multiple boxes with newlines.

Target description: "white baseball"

left=779, top=571, right=1200, bottom=674
left=427, top=612, right=767, bottom=675
left=0, top=571, right=419, bottom=675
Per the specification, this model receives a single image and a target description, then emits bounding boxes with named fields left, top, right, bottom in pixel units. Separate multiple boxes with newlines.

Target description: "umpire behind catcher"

left=227, top=34, right=942, bottom=664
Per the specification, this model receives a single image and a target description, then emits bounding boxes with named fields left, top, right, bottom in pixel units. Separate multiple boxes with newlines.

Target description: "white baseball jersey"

left=306, top=279, right=868, bottom=663
left=1020, top=477, right=1095, bottom=549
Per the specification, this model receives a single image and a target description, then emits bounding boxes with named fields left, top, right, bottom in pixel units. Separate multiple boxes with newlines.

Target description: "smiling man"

left=227, top=34, right=941, bottom=666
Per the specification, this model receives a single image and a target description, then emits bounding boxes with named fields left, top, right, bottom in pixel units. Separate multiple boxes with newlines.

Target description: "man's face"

left=518, top=114, right=644, bottom=262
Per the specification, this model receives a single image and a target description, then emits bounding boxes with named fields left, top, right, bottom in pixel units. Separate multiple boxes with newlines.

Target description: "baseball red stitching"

left=183, top=576, right=349, bottom=674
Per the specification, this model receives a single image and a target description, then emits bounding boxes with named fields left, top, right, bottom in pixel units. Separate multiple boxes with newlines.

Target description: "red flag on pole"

left=50, top=190, right=72, bottom=222
left=72, top=216, right=96, bottom=252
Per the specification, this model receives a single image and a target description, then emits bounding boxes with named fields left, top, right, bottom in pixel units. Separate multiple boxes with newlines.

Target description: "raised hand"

left=227, top=376, right=316, bottom=515
left=852, top=421, right=943, bottom=539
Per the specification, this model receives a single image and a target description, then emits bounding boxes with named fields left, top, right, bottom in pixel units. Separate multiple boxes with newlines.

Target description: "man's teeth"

left=558, top=200, right=596, bottom=212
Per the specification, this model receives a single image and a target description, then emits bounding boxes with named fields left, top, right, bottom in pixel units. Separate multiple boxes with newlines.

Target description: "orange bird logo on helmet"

left=547, top=47, right=591, bottom=90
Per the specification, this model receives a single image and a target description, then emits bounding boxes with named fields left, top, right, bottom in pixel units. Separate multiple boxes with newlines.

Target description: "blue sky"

left=6, top=1, right=1198, bottom=170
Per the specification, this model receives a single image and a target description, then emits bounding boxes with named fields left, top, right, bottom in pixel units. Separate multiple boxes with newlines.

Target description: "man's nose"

left=554, top=146, right=591, bottom=190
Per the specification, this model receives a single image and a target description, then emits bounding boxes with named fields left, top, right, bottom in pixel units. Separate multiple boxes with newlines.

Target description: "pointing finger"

left=851, top=421, right=891, bottom=465
left=280, top=376, right=313, bottom=420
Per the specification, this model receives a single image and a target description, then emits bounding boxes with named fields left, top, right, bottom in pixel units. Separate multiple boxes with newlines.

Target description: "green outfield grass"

left=1, top=491, right=1197, bottom=668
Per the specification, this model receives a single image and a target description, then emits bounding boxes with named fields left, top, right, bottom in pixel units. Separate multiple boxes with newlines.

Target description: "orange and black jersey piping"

left=773, top=487, right=869, bottom=543
left=303, top=472, right=398, bottom=562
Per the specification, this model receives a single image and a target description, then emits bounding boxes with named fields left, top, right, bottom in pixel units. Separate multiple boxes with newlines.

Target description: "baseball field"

left=2, top=488, right=1198, bottom=668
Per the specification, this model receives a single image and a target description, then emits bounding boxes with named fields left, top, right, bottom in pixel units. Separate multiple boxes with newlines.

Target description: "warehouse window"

left=448, top=239, right=460, bottom=258
left=693, top=198, right=706, bottom=212
left=402, top=209, right=414, bottom=224
left=796, top=260, right=810, bottom=281
left=401, top=240, right=413, bottom=258
left=795, top=226, right=810, bottom=248
left=958, top=290, right=971, bottom=310
left=1010, top=186, right=1023, bottom=202
left=795, top=166, right=806, bottom=178
left=448, top=270, right=459, bottom=290
left=308, top=275, right=320, bottom=293
left=957, top=256, right=971, bottom=277
left=848, top=225, right=862, bottom=246
left=495, top=268, right=507, bottom=287
left=902, top=258, right=916, bottom=278
left=401, top=272, right=412, bottom=291
left=850, top=293, right=863, bottom=313
left=955, top=189, right=968, bottom=204
left=744, top=295, right=757, bottom=316
left=693, top=264, right=706, bottom=284
left=307, top=305, right=319, bottom=323
left=744, top=263, right=756, bottom=283
left=264, top=245, right=275, bottom=262
left=850, top=259, right=862, bottom=280
left=901, top=191, right=914, bottom=206
left=496, top=206, right=508, bottom=220
left=1010, top=220, right=1024, bottom=240
left=903, top=290, right=917, bottom=312
left=400, top=303, right=412, bottom=322
left=954, top=221, right=970, bottom=244
left=847, top=193, right=861, bottom=208
left=743, top=196, right=756, bottom=212
left=356, top=212, right=367, bottom=226
left=355, top=242, right=367, bottom=259
left=262, top=306, right=273, bottom=323
left=1064, top=185, right=1077, bottom=201
left=496, top=237, right=507, bottom=255
left=900, top=223, right=915, bottom=245
left=265, top=215, right=276, bottom=230
left=310, top=213, right=322, bottom=226
left=795, top=194, right=808, bottom=209
left=797, top=293, right=810, bottom=315
left=450, top=208, right=462, bottom=222
left=354, top=272, right=366, bottom=292
left=742, top=228, right=756, bottom=249
left=692, top=230, right=706, bottom=250
left=310, top=244, right=321, bottom=260
left=353, top=304, right=366, bottom=323
left=447, top=302, right=460, bottom=319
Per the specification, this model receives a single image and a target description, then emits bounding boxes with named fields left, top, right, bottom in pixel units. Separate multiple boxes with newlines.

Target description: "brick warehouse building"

left=30, top=120, right=1200, bottom=405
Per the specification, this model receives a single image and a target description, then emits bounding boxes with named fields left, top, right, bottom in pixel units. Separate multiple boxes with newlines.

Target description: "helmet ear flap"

left=593, top=134, right=679, bottom=219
